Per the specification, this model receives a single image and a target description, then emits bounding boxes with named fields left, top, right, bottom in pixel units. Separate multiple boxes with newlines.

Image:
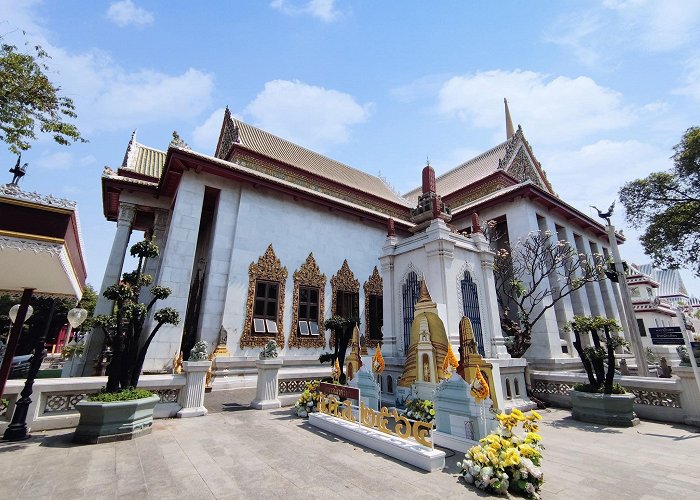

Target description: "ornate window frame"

left=364, top=266, right=383, bottom=348
left=330, top=259, right=360, bottom=347
left=288, top=253, right=326, bottom=349
left=240, top=244, right=287, bottom=349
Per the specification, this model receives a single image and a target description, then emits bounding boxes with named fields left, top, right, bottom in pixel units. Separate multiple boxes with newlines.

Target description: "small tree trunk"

left=130, top=321, right=164, bottom=388
left=603, top=326, right=616, bottom=394
left=572, top=327, right=597, bottom=386
left=590, top=328, right=605, bottom=388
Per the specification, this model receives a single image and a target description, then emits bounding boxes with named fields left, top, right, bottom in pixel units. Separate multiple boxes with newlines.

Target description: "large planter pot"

left=570, top=390, right=639, bottom=427
left=73, top=394, right=160, bottom=444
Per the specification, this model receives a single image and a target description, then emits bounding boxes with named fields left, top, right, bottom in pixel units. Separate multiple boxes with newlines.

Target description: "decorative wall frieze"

left=364, top=266, right=383, bottom=348
left=240, top=244, right=288, bottom=349
left=0, top=184, right=76, bottom=210
left=0, top=236, right=63, bottom=256
left=288, top=253, right=326, bottom=349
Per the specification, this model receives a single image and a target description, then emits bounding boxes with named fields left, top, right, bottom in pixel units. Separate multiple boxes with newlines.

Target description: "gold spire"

left=504, top=98, right=514, bottom=139
left=418, top=279, right=432, bottom=303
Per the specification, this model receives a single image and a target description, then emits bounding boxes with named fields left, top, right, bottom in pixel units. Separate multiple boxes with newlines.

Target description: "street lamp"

left=8, top=304, right=33, bottom=324
left=3, top=303, right=88, bottom=441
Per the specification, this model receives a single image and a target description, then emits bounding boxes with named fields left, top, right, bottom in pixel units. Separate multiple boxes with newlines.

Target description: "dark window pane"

left=256, top=282, right=266, bottom=298
left=266, top=301, right=277, bottom=317
left=310, top=305, right=318, bottom=320
left=300, top=287, right=308, bottom=302
left=267, top=283, right=278, bottom=299
left=254, top=300, right=265, bottom=316
left=310, top=289, right=318, bottom=303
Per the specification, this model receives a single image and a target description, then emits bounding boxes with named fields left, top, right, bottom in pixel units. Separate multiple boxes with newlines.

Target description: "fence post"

left=177, top=360, right=210, bottom=418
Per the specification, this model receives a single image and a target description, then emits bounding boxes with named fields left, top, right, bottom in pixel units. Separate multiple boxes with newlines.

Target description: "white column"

left=380, top=242, right=398, bottom=357
left=560, top=226, right=592, bottom=317
left=144, top=172, right=205, bottom=372
left=424, top=219, right=455, bottom=339
left=79, top=202, right=136, bottom=376
left=251, top=358, right=283, bottom=409
left=139, top=208, right=170, bottom=306
left=548, top=219, right=575, bottom=355
left=197, top=186, right=241, bottom=349
left=177, top=360, right=210, bottom=418
left=504, top=201, right=561, bottom=359
left=584, top=238, right=606, bottom=317
left=474, top=235, right=510, bottom=359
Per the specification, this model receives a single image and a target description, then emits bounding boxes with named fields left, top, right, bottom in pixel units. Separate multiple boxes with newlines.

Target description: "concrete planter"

left=73, top=394, right=160, bottom=443
left=570, top=390, right=639, bottom=427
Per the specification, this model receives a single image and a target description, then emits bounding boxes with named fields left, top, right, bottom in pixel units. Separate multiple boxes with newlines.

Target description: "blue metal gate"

left=461, top=270, right=485, bottom=356
left=402, top=271, right=420, bottom=354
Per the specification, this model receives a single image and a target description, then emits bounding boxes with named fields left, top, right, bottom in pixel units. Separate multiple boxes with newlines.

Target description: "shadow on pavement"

left=546, top=415, right=622, bottom=434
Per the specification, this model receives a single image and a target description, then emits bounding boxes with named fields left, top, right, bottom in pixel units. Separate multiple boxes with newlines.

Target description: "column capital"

left=117, top=202, right=137, bottom=226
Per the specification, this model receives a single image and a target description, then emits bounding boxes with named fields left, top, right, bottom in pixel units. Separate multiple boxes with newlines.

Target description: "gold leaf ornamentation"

left=288, top=253, right=326, bottom=349
left=363, top=266, right=383, bottom=348
left=240, top=244, right=288, bottom=349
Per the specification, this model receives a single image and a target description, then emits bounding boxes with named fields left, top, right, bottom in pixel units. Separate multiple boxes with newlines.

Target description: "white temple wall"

left=219, top=183, right=387, bottom=360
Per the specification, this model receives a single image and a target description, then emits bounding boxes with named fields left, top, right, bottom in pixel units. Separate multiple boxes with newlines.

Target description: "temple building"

left=81, top=101, right=625, bottom=391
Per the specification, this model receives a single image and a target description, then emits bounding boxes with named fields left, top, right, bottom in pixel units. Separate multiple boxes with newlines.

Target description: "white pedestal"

left=177, top=360, right=210, bottom=418
left=251, top=358, right=283, bottom=409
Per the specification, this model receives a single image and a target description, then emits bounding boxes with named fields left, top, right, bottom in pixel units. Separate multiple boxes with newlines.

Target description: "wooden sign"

left=319, top=382, right=359, bottom=400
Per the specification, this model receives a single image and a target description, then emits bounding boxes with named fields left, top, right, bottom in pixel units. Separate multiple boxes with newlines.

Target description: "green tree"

left=619, top=127, right=700, bottom=275
left=0, top=38, right=86, bottom=154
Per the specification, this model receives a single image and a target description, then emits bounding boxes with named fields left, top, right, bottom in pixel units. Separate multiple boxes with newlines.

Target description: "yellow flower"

left=524, top=432, right=543, bottom=443
left=502, top=448, right=521, bottom=467
left=530, top=410, right=542, bottom=420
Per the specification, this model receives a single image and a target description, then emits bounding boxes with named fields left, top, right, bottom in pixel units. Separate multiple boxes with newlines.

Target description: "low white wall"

left=0, top=373, right=193, bottom=433
left=530, top=369, right=700, bottom=426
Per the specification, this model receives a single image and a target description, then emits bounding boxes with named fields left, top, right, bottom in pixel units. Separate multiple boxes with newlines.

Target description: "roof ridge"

left=403, top=138, right=511, bottom=197
left=231, top=117, right=385, bottom=185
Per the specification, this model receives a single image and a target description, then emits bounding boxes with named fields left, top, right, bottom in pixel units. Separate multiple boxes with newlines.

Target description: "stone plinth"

left=177, top=360, right=210, bottom=418
left=251, top=358, right=283, bottom=409
left=351, top=366, right=379, bottom=410
left=308, top=412, right=445, bottom=472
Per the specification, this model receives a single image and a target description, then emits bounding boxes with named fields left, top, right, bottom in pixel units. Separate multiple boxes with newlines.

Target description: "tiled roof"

left=404, top=140, right=510, bottom=203
left=637, top=265, right=689, bottom=298
left=132, top=144, right=166, bottom=179
left=230, top=117, right=410, bottom=207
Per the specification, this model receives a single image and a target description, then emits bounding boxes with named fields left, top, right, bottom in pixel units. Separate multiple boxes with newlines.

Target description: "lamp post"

left=3, top=304, right=87, bottom=441
left=0, top=289, right=34, bottom=400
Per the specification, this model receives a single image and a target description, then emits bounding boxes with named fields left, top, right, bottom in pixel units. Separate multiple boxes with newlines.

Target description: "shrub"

left=405, top=398, right=435, bottom=423
left=87, top=387, right=153, bottom=403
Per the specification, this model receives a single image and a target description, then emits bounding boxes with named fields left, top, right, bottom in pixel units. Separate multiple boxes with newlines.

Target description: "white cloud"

left=33, top=151, right=97, bottom=170
left=675, top=57, right=700, bottom=102
left=244, top=80, right=371, bottom=152
left=192, top=108, right=227, bottom=153
left=107, top=1, right=154, bottom=27
left=1, top=1, right=214, bottom=133
left=547, top=0, right=700, bottom=64
left=437, top=70, right=634, bottom=145
left=270, top=0, right=340, bottom=22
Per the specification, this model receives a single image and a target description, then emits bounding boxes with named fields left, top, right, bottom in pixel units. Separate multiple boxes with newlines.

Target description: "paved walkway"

left=0, top=390, right=698, bottom=499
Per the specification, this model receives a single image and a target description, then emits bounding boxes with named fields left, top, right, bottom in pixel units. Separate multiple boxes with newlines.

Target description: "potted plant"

left=566, top=315, right=638, bottom=427
left=73, top=239, right=180, bottom=443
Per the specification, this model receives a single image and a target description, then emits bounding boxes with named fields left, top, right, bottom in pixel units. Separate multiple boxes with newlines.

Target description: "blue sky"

left=2, top=0, right=700, bottom=296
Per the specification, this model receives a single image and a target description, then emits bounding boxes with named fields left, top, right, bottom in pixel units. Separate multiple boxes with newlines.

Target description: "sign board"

left=648, top=326, right=684, bottom=345
left=319, top=382, right=359, bottom=401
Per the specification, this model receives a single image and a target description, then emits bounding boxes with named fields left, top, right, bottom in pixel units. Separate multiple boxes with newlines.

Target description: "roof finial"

left=504, top=98, right=514, bottom=140
left=426, top=155, right=430, bottom=167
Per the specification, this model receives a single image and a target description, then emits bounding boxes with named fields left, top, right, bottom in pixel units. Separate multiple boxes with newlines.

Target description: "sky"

left=2, top=0, right=700, bottom=297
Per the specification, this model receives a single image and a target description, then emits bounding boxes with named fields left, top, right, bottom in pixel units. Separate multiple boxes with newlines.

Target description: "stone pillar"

left=79, top=202, right=136, bottom=376
left=197, top=186, right=241, bottom=348
left=560, top=226, right=592, bottom=319
left=139, top=208, right=170, bottom=305
left=424, top=219, right=455, bottom=335
left=251, top=358, right=283, bottom=409
left=143, top=173, right=205, bottom=372
left=379, top=246, right=398, bottom=357
left=474, top=236, right=510, bottom=359
left=546, top=218, right=575, bottom=356
left=177, top=360, right=210, bottom=418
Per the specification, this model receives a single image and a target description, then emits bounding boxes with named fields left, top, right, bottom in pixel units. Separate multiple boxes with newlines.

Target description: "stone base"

left=177, top=406, right=208, bottom=418
left=308, top=412, right=445, bottom=472
left=432, top=430, right=478, bottom=453
left=75, top=426, right=152, bottom=444
left=251, top=399, right=282, bottom=410
left=570, top=390, right=640, bottom=427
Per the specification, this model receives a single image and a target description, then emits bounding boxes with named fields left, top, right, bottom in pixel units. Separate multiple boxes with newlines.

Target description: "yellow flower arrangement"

left=458, top=409, right=545, bottom=499
left=470, top=368, right=490, bottom=401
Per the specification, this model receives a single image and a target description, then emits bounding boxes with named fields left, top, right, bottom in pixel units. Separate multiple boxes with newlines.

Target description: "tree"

left=93, top=240, right=179, bottom=393
left=493, top=230, right=607, bottom=358
left=319, top=315, right=356, bottom=385
left=1, top=38, right=86, bottom=154
left=619, top=127, right=700, bottom=276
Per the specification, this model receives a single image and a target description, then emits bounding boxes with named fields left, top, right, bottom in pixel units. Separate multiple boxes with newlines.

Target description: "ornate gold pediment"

left=240, top=244, right=288, bottom=348
left=289, top=253, right=326, bottom=349
left=364, top=266, right=383, bottom=348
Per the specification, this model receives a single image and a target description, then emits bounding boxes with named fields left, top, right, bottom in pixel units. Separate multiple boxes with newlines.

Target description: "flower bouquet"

left=294, top=380, right=320, bottom=417
left=457, top=409, right=544, bottom=499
